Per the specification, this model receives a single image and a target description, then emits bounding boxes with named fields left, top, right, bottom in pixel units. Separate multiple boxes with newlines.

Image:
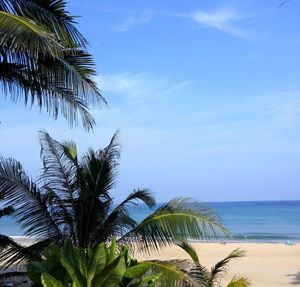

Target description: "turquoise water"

left=128, top=200, right=300, bottom=242
left=1, top=200, right=300, bottom=242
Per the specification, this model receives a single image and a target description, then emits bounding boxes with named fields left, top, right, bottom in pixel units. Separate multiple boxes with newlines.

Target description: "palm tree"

left=177, top=241, right=250, bottom=287
left=0, top=0, right=105, bottom=130
left=0, top=130, right=228, bottom=268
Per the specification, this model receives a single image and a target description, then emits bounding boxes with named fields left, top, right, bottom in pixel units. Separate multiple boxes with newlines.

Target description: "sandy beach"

left=137, top=242, right=300, bottom=287
left=7, top=239, right=300, bottom=286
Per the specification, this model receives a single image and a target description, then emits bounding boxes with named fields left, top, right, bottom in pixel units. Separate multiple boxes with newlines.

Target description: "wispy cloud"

left=272, top=99, right=300, bottom=127
left=97, top=72, right=190, bottom=101
left=190, top=8, right=251, bottom=38
left=112, top=7, right=253, bottom=38
left=112, top=12, right=153, bottom=32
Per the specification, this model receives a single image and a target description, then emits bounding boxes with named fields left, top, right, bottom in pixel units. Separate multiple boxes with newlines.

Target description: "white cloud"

left=97, top=72, right=190, bottom=101
left=112, top=13, right=153, bottom=32
left=272, top=99, right=300, bottom=127
left=111, top=8, right=253, bottom=37
left=190, top=8, right=251, bottom=37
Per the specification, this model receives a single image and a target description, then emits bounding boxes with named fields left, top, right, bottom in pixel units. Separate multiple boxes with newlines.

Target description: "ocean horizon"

left=1, top=200, right=299, bottom=242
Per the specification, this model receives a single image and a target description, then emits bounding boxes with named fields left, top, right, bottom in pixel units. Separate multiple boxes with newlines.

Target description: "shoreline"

left=9, top=235, right=300, bottom=245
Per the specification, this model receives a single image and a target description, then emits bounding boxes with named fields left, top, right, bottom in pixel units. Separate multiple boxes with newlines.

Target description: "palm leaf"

left=61, top=50, right=104, bottom=104
left=145, top=260, right=197, bottom=287
left=0, top=156, right=61, bottom=239
left=120, top=198, right=229, bottom=252
left=117, top=189, right=156, bottom=209
left=227, top=276, right=250, bottom=287
left=0, top=62, right=97, bottom=130
left=0, top=234, right=33, bottom=268
left=210, top=249, right=246, bottom=283
left=0, top=235, right=47, bottom=268
left=0, top=11, right=61, bottom=57
left=175, top=241, right=213, bottom=286
left=39, top=130, right=78, bottom=205
left=188, top=263, right=211, bottom=287
left=0, top=0, right=11, bottom=12
left=98, top=189, right=155, bottom=241
left=0, top=271, right=28, bottom=281
left=9, top=0, right=88, bottom=48
left=0, top=1, right=104, bottom=129
left=175, top=241, right=199, bottom=263
left=78, top=131, right=120, bottom=246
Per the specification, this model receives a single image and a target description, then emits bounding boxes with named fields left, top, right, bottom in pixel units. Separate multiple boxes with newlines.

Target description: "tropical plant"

left=27, top=238, right=201, bottom=287
left=28, top=238, right=162, bottom=287
left=176, top=241, right=250, bottom=287
left=0, top=0, right=105, bottom=130
left=27, top=239, right=250, bottom=287
left=0, top=130, right=228, bottom=268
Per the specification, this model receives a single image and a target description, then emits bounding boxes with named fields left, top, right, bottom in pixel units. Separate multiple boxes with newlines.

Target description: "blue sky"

left=1, top=0, right=300, bottom=202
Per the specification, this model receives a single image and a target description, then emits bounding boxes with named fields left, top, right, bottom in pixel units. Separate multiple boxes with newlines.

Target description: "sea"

left=1, top=200, right=300, bottom=242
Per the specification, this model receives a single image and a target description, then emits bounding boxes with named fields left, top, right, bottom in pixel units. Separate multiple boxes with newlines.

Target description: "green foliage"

left=27, top=239, right=160, bottom=287
left=176, top=241, right=250, bottom=287
left=0, top=0, right=105, bottom=130
left=227, top=277, right=251, bottom=287
left=0, top=131, right=228, bottom=267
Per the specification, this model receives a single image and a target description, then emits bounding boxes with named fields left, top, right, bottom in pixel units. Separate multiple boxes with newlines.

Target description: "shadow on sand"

left=287, top=271, right=300, bottom=285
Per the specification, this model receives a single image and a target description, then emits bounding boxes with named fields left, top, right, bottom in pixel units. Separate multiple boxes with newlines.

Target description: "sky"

left=1, top=0, right=300, bottom=202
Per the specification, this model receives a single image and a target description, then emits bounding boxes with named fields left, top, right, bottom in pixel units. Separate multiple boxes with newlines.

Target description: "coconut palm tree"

left=0, top=130, right=228, bottom=269
left=177, top=241, right=250, bottom=287
left=0, top=0, right=105, bottom=130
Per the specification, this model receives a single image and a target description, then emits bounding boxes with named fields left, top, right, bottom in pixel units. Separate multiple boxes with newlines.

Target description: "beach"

left=137, top=242, right=300, bottom=287
left=3, top=238, right=300, bottom=286
left=6, top=200, right=300, bottom=287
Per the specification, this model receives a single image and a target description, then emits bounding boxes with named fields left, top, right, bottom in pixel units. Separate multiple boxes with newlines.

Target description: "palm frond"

left=39, top=130, right=77, bottom=204
left=145, top=260, right=196, bottom=287
left=0, top=235, right=39, bottom=268
left=61, top=50, right=105, bottom=104
left=0, top=271, right=28, bottom=281
left=175, top=243, right=211, bottom=287
left=90, top=208, right=138, bottom=246
left=78, top=131, right=121, bottom=247
left=119, top=198, right=229, bottom=252
left=10, top=0, right=88, bottom=48
left=0, top=11, right=61, bottom=57
left=40, top=50, right=105, bottom=106
left=175, top=241, right=199, bottom=263
left=0, top=63, right=97, bottom=130
left=210, top=249, right=246, bottom=283
left=119, top=189, right=156, bottom=209
left=38, top=130, right=84, bottom=242
left=0, top=1, right=104, bottom=129
left=101, top=189, right=155, bottom=238
left=0, top=0, right=12, bottom=12
left=61, top=140, right=78, bottom=166
left=81, top=130, right=120, bottom=202
left=188, top=263, right=211, bottom=287
left=0, top=156, right=61, bottom=238
left=227, top=276, right=250, bottom=287
left=0, top=235, right=58, bottom=268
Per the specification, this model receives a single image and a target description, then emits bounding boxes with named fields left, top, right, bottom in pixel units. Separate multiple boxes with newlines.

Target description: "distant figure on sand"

left=285, top=240, right=294, bottom=246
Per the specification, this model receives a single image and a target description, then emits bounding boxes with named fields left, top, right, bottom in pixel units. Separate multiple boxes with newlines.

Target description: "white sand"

left=137, top=242, right=300, bottom=287
left=7, top=238, right=300, bottom=286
